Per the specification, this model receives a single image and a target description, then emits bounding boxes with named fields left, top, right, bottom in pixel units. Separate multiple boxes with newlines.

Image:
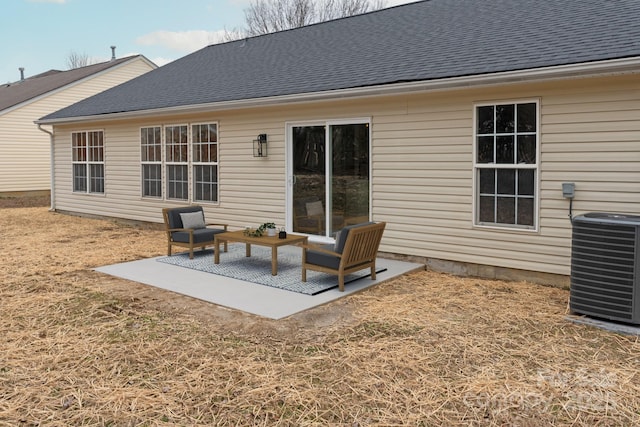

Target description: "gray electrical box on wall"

left=562, top=182, right=575, bottom=199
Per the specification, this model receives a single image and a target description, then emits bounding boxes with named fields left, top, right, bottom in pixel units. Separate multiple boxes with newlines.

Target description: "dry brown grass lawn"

left=1, top=196, right=639, bottom=426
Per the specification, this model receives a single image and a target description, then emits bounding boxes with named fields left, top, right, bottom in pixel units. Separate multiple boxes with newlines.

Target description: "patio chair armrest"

left=300, top=243, right=343, bottom=258
left=205, top=223, right=228, bottom=230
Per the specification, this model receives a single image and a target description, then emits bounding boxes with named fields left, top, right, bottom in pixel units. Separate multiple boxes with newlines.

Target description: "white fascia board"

left=36, top=57, right=640, bottom=126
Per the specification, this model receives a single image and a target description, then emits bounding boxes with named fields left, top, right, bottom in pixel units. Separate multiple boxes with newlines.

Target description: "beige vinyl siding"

left=53, top=112, right=292, bottom=227
left=51, top=73, right=640, bottom=277
left=374, top=75, right=639, bottom=276
left=0, top=58, right=154, bottom=192
left=0, top=106, right=51, bottom=192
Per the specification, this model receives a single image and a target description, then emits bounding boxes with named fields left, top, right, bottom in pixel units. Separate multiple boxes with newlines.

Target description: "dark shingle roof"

left=0, top=56, right=149, bottom=112
left=42, top=0, right=640, bottom=121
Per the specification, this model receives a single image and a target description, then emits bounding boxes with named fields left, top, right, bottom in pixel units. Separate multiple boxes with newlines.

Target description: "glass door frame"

left=285, top=117, right=372, bottom=243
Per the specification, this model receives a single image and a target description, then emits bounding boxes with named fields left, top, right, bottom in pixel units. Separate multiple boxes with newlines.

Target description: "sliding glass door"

left=289, top=120, right=370, bottom=238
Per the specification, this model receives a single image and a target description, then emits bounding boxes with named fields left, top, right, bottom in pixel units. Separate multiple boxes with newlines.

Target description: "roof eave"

left=5, top=56, right=155, bottom=120
left=36, top=56, right=640, bottom=126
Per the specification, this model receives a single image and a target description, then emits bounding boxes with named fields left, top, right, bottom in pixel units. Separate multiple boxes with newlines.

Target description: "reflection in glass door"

left=290, top=121, right=370, bottom=238
left=292, top=125, right=327, bottom=237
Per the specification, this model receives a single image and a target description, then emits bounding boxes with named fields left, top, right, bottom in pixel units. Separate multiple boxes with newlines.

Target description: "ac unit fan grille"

left=570, top=221, right=636, bottom=321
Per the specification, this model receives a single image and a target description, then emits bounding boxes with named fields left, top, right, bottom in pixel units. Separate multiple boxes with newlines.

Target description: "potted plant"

left=244, top=222, right=277, bottom=237
left=261, top=222, right=277, bottom=236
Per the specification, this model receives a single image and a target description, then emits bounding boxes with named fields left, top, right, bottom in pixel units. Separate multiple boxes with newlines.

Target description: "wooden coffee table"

left=213, top=230, right=308, bottom=276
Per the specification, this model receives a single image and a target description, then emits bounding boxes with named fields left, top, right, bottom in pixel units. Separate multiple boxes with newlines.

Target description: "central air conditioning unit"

left=570, top=212, right=640, bottom=325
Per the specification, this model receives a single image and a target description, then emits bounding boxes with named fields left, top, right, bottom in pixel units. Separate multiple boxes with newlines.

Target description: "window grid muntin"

left=142, top=164, right=162, bottom=198
left=141, top=126, right=163, bottom=198
left=192, top=123, right=219, bottom=202
left=73, top=164, right=87, bottom=192
left=474, top=101, right=538, bottom=229
left=72, top=132, right=86, bottom=162
left=138, top=122, right=220, bottom=202
left=88, top=131, right=104, bottom=162
left=167, top=165, right=189, bottom=200
left=141, top=127, right=162, bottom=162
left=90, top=164, right=105, bottom=193
left=477, top=167, right=536, bottom=226
left=72, top=130, right=104, bottom=194
left=166, top=125, right=188, bottom=163
left=165, top=125, right=189, bottom=201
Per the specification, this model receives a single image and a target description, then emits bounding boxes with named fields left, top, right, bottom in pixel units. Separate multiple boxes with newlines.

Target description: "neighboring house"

left=37, top=0, right=640, bottom=285
left=0, top=54, right=156, bottom=194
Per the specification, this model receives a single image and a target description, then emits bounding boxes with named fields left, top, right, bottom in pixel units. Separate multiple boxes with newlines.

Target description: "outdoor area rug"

left=156, top=244, right=386, bottom=296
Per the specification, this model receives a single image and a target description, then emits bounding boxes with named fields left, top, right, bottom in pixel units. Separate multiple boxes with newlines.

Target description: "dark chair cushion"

left=166, top=206, right=205, bottom=229
left=171, top=228, right=225, bottom=244
left=334, top=221, right=374, bottom=253
left=305, top=244, right=341, bottom=270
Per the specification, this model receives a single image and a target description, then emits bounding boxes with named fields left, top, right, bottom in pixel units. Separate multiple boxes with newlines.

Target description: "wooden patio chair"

left=162, top=206, right=228, bottom=259
left=301, top=221, right=386, bottom=291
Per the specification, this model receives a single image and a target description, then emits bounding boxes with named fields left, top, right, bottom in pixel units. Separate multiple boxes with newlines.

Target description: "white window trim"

left=138, top=122, right=221, bottom=203
left=71, top=129, right=105, bottom=195
left=140, top=126, right=163, bottom=199
left=191, top=122, right=220, bottom=204
left=285, top=117, right=372, bottom=242
left=164, top=123, right=190, bottom=202
left=472, top=99, right=541, bottom=232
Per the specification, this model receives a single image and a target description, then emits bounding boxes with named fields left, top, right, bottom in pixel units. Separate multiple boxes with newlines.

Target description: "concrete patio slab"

left=95, top=247, right=423, bottom=319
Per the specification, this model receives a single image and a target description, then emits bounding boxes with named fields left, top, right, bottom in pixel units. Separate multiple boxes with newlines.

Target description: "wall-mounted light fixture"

left=253, top=134, right=267, bottom=157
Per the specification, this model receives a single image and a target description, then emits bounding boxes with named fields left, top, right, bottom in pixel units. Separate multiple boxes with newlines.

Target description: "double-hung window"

left=474, top=101, right=538, bottom=229
left=142, top=122, right=219, bottom=202
left=72, top=130, right=104, bottom=194
left=192, top=123, right=219, bottom=202
left=165, top=125, right=189, bottom=200
left=141, top=127, right=162, bottom=198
